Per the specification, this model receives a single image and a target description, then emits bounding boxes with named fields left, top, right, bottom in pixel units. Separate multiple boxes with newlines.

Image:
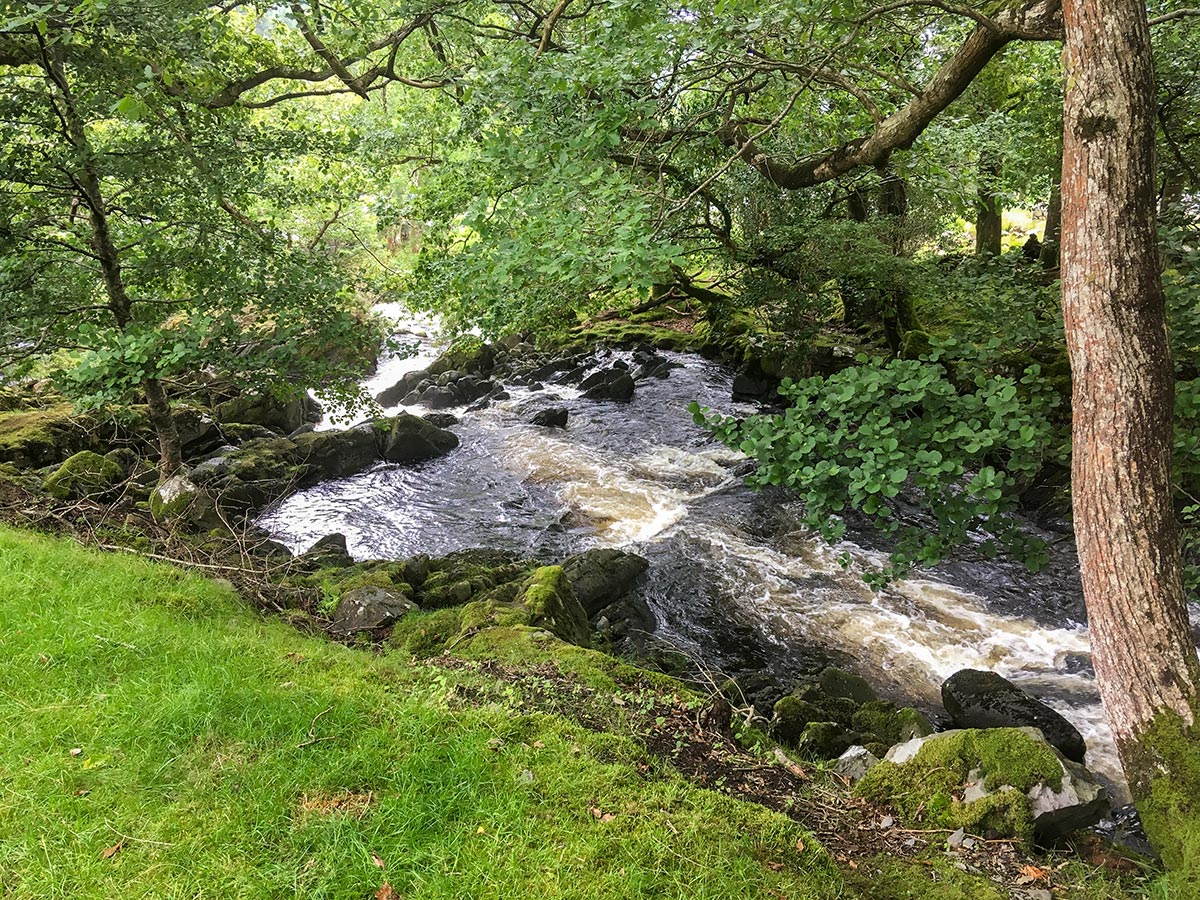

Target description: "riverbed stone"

left=374, top=413, right=459, bottom=463
left=376, top=370, right=428, bottom=407
left=531, top=407, right=569, bottom=428
left=331, top=586, right=417, bottom=636
left=941, top=669, right=1087, bottom=763
left=818, top=666, right=878, bottom=704
left=303, top=533, right=353, bottom=567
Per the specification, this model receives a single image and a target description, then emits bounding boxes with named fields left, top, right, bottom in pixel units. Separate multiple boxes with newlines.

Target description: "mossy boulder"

left=818, top=666, right=878, bottom=704
left=942, top=669, right=1087, bottom=763
left=770, top=696, right=828, bottom=745
left=851, top=700, right=935, bottom=745
left=213, top=390, right=315, bottom=434
left=331, top=586, right=417, bottom=636
left=0, top=406, right=103, bottom=469
left=150, top=474, right=220, bottom=527
left=41, top=450, right=123, bottom=500
left=413, top=549, right=533, bottom=609
left=856, top=728, right=1108, bottom=842
left=504, top=566, right=591, bottom=647
left=428, top=336, right=495, bottom=377
left=374, top=413, right=459, bottom=463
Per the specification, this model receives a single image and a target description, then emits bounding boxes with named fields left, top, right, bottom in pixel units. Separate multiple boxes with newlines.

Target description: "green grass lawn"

left=0, top=526, right=1142, bottom=899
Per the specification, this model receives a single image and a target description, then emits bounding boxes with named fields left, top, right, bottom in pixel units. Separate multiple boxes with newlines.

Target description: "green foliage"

left=693, top=348, right=1063, bottom=581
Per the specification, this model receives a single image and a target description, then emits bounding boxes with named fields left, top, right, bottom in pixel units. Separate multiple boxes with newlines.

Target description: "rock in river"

left=374, top=413, right=459, bottom=463
left=942, top=669, right=1088, bottom=763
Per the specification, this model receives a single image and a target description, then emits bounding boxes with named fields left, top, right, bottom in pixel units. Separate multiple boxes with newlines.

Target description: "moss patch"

left=1134, top=704, right=1200, bottom=887
left=41, top=450, right=124, bottom=500
left=855, top=728, right=1064, bottom=841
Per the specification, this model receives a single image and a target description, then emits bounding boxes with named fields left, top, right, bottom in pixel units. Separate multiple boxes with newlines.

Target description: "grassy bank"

left=0, top=527, right=1145, bottom=899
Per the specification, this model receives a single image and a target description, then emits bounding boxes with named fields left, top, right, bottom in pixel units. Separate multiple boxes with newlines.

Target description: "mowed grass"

left=0, top=526, right=848, bottom=900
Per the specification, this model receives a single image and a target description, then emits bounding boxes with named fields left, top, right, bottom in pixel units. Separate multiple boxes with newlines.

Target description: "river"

left=259, top=308, right=1199, bottom=800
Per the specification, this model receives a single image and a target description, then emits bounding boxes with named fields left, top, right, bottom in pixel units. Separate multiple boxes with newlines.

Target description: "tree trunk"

left=40, top=35, right=184, bottom=478
left=975, top=153, right=1003, bottom=256
left=1061, top=0, right=1200, bottom=869
left=1040, top=167, right=1062, bottom=269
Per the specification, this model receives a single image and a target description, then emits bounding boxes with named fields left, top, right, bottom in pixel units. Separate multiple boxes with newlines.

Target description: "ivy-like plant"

left=692, top=350, right=1066, bottom=583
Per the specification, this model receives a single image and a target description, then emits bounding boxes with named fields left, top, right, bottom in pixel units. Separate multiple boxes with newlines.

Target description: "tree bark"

left=1061, top=0, right=1200, bottom=866
left=975, top=153, right=1003, bottom=257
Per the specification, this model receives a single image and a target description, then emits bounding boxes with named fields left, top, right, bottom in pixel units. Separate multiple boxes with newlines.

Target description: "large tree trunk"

left=975, top=153, right=1003, bottom=256
left=1061, top=0, right=1200, bottom=869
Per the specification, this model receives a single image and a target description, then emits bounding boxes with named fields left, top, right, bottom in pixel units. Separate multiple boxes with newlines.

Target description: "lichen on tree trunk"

left=1060, top=0, right=1200, bottom=871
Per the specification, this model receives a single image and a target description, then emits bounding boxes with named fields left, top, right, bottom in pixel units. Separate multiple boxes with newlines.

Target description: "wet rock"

left=291, top=428, right=380, bottom=479
left=304, top=533, right=353, bottom=567
left=331, top=586, right=417, bottom=636
left=731, top=372, right=778, bottom=402
left=418, top=385, right=460, bottom=410
left=942, top=669, right=1087, bottom=763
left=561, top=549, right=650, bottom=616
left=41, top=450, right=123, bottom=500
left=376, top=370, right=428, bottom=407
left=580, top=367, right=636, bottom=402
left=833, top=746, right=881, bottom=783
left=531, top=407, right=569, bottom=428
left=422, top=413, right=460, bottom=429
left=374, top=413, right=459, bottom=463
left=818, top=666, right=878, bottom=704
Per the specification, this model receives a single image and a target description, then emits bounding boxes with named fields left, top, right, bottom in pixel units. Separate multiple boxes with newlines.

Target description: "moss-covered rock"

left=856, top=728, right=1107, bottom=842
left=373, top=413, right=459, bottom=463
left=414, top=549, right=533, bottom=609
left=428, top=336, right=495, bottom=377
left=819, top=666, right=878, bottom=704
left=0, top=406, right=102, bottom=469
left=770, top=696, right=827, bottom=745
left=851, top=700, right=935, bottom=746
left=41, top=450, right=123, bottom=500
left=504, top=566, right=591, bottom=648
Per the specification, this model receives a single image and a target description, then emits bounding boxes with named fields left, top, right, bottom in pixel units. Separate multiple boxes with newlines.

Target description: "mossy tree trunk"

left=1061, top=0, right=1200, bottom=870
left=975, top=152, right=1003, bottom=257
left=39, top=33, right=183, bottom=477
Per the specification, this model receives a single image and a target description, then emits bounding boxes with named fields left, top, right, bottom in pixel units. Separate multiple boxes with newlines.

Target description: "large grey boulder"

left=374, top=413, right=459, bottom=463
left=942, top=669, right=1087, bottom=763
left=332, top=586, right=417, bottom=636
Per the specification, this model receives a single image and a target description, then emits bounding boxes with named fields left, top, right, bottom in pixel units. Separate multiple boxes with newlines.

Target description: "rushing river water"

left=259, top=309, right=1200, bottom=801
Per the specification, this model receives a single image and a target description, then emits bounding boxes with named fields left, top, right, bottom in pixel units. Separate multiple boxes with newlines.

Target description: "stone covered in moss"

left=428, top=336, right=495, bottom=377
left=41, top=450, right=123, bottom=500
left=374, top=414, right=459, bottom=463
left=856, top=727, right=1108, bottom=842
left=414, top=548, right=533, bottom=609
left=506, top=566, right=591, bottom=647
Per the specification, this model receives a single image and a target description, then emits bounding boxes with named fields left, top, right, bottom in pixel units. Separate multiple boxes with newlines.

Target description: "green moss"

left=855, top=729, right=1064, bottom=841
left=843, top=854, right=1007, bottom=900
left=850, top=701, right=934, bottom=745
left=504, top=565, right=591, bottom=648
left=0, top=405, right=83, bottom=469
left=41, top=450, right=124, bottom=500
left=1133, top=704, right=1200, bottom=884
left=428, top=335, right=494, bottom=376
left=771, top=696, right=826, bottom=745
